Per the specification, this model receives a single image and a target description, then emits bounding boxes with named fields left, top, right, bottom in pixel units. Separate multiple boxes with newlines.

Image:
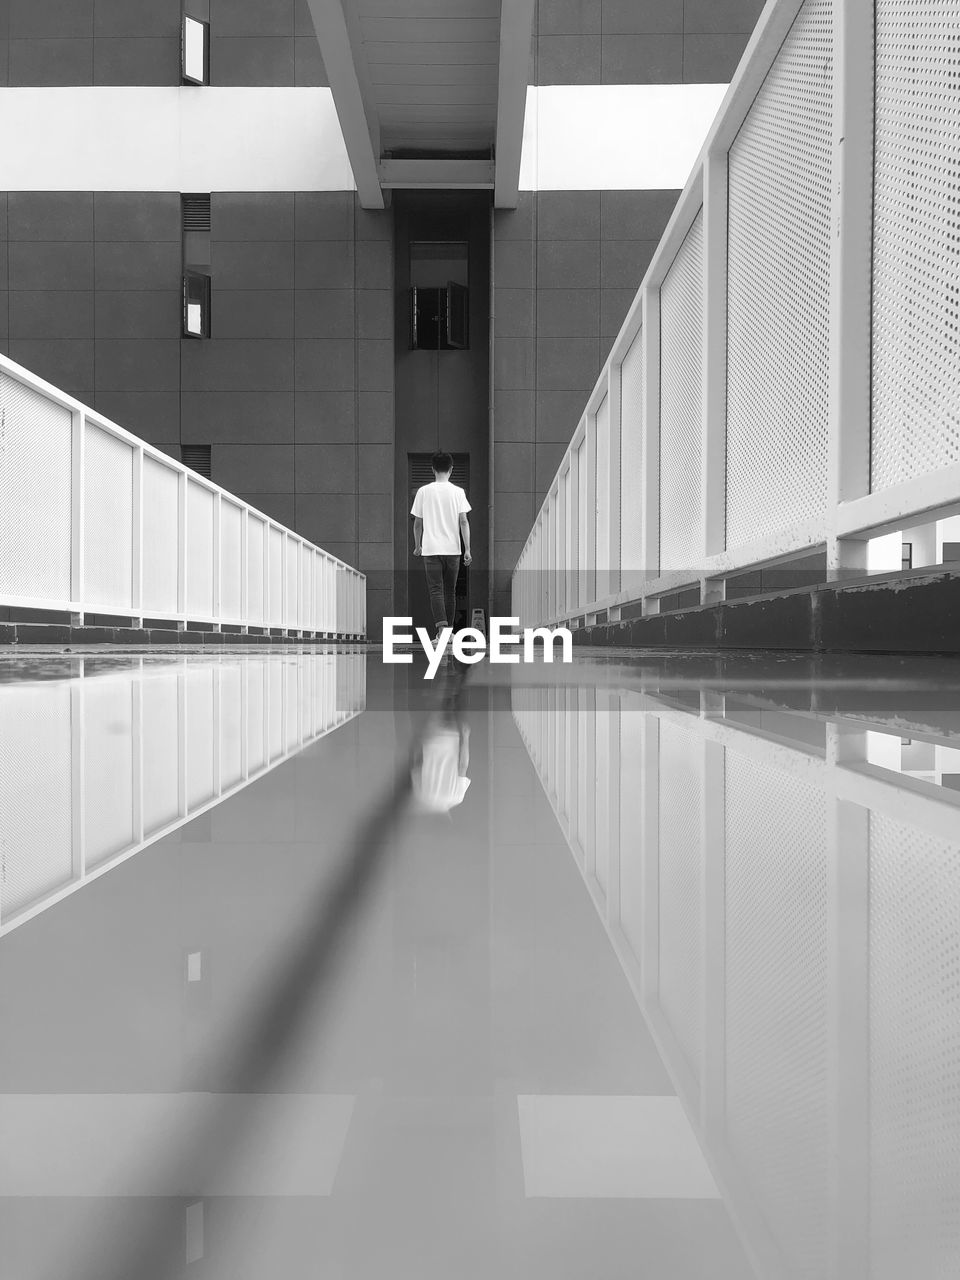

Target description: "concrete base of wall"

left=572, top=569, right=960, bottom=656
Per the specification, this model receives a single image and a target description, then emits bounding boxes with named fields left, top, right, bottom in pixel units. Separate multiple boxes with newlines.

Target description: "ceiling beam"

left=379, top=158, right=495, bottom=190
left=305, top=0, right=384, bottom=209
left=494, top=0, right=536, bottom=208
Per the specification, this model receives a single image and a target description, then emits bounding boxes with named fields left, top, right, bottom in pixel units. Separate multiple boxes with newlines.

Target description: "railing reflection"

left=0, top=652, right=366, bottom=936
left=512, top=679, right=960, bottom=1280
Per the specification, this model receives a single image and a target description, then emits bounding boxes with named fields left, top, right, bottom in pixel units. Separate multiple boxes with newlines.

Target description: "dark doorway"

left=408, top=452, right=471, bottom=633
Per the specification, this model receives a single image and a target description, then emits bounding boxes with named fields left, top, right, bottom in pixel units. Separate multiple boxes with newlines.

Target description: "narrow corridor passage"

left=0, top=651, right=957, bottom=1279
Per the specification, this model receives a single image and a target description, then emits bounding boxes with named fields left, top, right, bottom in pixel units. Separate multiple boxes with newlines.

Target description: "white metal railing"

left=513, top=0, right=960, bottom=626
left=511, top=680, right=960, bottom=1280
left=0, top=354, right=366, bottom=638
left=0, top=651, right=366, bottom=935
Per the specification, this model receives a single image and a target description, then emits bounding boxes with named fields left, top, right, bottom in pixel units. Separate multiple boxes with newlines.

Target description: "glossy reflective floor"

left=1, top=649, right=959, bottom=1279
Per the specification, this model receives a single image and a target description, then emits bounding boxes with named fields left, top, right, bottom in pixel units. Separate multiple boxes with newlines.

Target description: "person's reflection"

left=410, top=668, right=471, bottom=816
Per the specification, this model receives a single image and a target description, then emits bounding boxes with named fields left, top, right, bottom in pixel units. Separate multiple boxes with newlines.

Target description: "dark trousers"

left=423, top=555, right=460, bottom=629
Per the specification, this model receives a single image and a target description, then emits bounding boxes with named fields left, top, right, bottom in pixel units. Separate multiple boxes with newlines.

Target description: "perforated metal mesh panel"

left=868, top=813, right=960, bottom=1278
left=724, top=750, right=829, bottom=1277
left=0, top=686, right=74, bottom=925
left=659, top=212, right=704, bottom=574
left=83, top=423, right=133, bottom=610
left=595, top=393, right=611, bottom=601
left=141, top=670, right=181, bottom=835
left=0, top=372, right=73, bottom=603
left=576, top=439, right=587, bottom=605
left=657, top=717, right=703, bottom=1083
left=620, top=327, right=645, bottom=578
left=286, top=539, right=298, bottom=630
left=872, top=1, right=960, bottom=489
left=726, top=0, right=833, bottom=546
left=269, top=528, right=284, bottom=628
left=247, top=517, right=265, bottom=625
left=142, top=456, right=179, bottom=615
left=186, top=481, right=215, bottom=619
left=83, top=678, right=135, bottom=869
left=220, top=501, right=242, bottom=622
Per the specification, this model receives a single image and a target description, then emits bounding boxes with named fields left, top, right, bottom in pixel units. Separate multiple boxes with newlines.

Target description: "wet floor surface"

left=0, top=648, right=958, bottom=1279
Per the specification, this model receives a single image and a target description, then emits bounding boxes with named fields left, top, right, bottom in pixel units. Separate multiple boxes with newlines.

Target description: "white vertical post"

left=608, top=360, right=623, bottom=602
left=131, top=446, right=144, bottom=627
left=567, top=461, right=578, bottom=622
left=702, top=148, right=728, bottom=599
left=827, top=0, right=874, bottom=580
left=70, top=411, right=86, bottom=624
left=585, top=415, right=597, bottom=615
left=641, top=285, right=661, bottom=610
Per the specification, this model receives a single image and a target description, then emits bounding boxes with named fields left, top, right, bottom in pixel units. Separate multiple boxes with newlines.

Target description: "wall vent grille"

left=181, top=194, right=211, bottom=233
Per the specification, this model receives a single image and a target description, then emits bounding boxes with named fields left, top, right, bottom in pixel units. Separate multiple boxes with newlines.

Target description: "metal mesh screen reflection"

left=142, top=456, right=179, bottom=616
left=659, top=212, right=704, bottom=574
left=726, top=0, right=833, bottom=547
left=0, top=371, right=73, bottom=603
left=186, top=481, right=215, bottom=619
left=872, top=0, right=960, bottom=489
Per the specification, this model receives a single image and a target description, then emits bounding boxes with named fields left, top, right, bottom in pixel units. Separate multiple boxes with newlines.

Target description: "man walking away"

left=412, top=451, right=472, bottom=639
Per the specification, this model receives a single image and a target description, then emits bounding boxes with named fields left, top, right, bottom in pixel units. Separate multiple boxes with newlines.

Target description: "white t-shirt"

left=411, top=480, right=471, bottom=556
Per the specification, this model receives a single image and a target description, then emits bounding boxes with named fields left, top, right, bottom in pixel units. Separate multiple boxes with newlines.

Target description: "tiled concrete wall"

left=532, top=0, right=766, bottom=84
left=491, top=189, right=678, bottom=611
left=0, top=0, right=327, bottom=86
left=0, top=190, right=395, bottom=633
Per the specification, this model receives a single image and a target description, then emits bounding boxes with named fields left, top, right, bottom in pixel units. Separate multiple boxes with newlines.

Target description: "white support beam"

left=378, top=158, right=495, bottom=190
left=305, top=0, right=383, bottom=209
left=494, top=0, right=536, bottom=208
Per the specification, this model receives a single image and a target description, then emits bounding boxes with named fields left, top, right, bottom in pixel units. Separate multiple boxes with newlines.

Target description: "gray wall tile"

left=494, top=492, right=535, bottom=543
left=295, top=241, right=354, bottom=289
left=536, top=35, right=600, bottom=83
left=359, top=494, right=391, bottom=542
left=358, top=443, right=392, bottom=493
left=494, top=442, right=535, bottom=493
left=211, top=241, right=295, bottom=290
left=536, top=390, right=588, bottom=440
left=294, top=0, right=315, bottom=36
left=537, top=191, right=600, bottom=241
left=94, top=193, right=180, bottom=242
left=0, top=294, right=8, bottom=343
left=601, top=34, right=682, bottom=82
left=355, top=240, right=392, bottom=289
left=357, top=542, right=393, bottom=572
left=600, top=189, right=679, bottom=240
left=295, top=290, right=354, bottom=339
left=294, top=35, right=327, bottom=85
left=181, top=338, right=295, bottom=390
left=536, top=336, right=599, bottom=391
left=235, top=492, right=295, bottom=525
left=537, top=240, right=599, bottom=289
left=10, top=0, right=92, bottom=39
left=214, top=444, right=294, bottom=493
left=494, top=240, right=536, bottom=290
left=9, top=339, right=94, bottom=390
left=95, top=338, right=180, bottom=391
left=94, top=0, right=180, bottom=37
left=211, top=36, right=294, bottom=86
left=212, top=0, right=294, bottom=36
left=295, top=193, right=353, bottom=240
left=494, top=289, right=536, bottom=339
left=600, top=287, right=637, bottom=339
left=684, top=0, right=764, bottom=33
left=294, top=391, right=355, bottom=443
left=93, top=37, right=178, bottom=84
left=357, top=290, right=392, bottom=340
left=295, top=493, right=357, bottom=543
left=294, top=444, right=356, bottom=492
left=95, top=241, right=180, bottom=290
left=683, top=33, right=749, bottom=81
left=95, top=290, right=180, bottom=339
left=535, top=440, right=568, bottom=493
left=9, top=38, right=93, bottom=84
left=95, top=390, right=180, bottom=442
left=493, top=389, right=536, bottom=442
left=294, top=338, right=355, bottom=391
left=494, top=196, right=536, bottom=241
left=0, top=43, right=8, bottom=87
left=181, top=391, right=295, bottom=442
left=8, top=192, right=94, bottom=241
left=602, top=0, right=682, bottom=34
left=358, top=391, right=393, bottom=442
left=358, top=339, right=392, bottom=392
left=213, top=193, right=294, bottom=241
left=494, top=336, right=536, bottom=391
left=601, top=239, right=657, bottom=290
left=10, top=242, right=95, bottom=290
left=539, top=0, right=601, bottom=35
left=535, top=288, right=599, bottom=337
left=213, top=289, right=295, bottom=339
left=9, top=290, right=95, bottom=339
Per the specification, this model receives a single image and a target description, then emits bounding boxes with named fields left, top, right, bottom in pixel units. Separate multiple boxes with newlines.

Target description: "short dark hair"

left=432, top=451, right=453, bottom=474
